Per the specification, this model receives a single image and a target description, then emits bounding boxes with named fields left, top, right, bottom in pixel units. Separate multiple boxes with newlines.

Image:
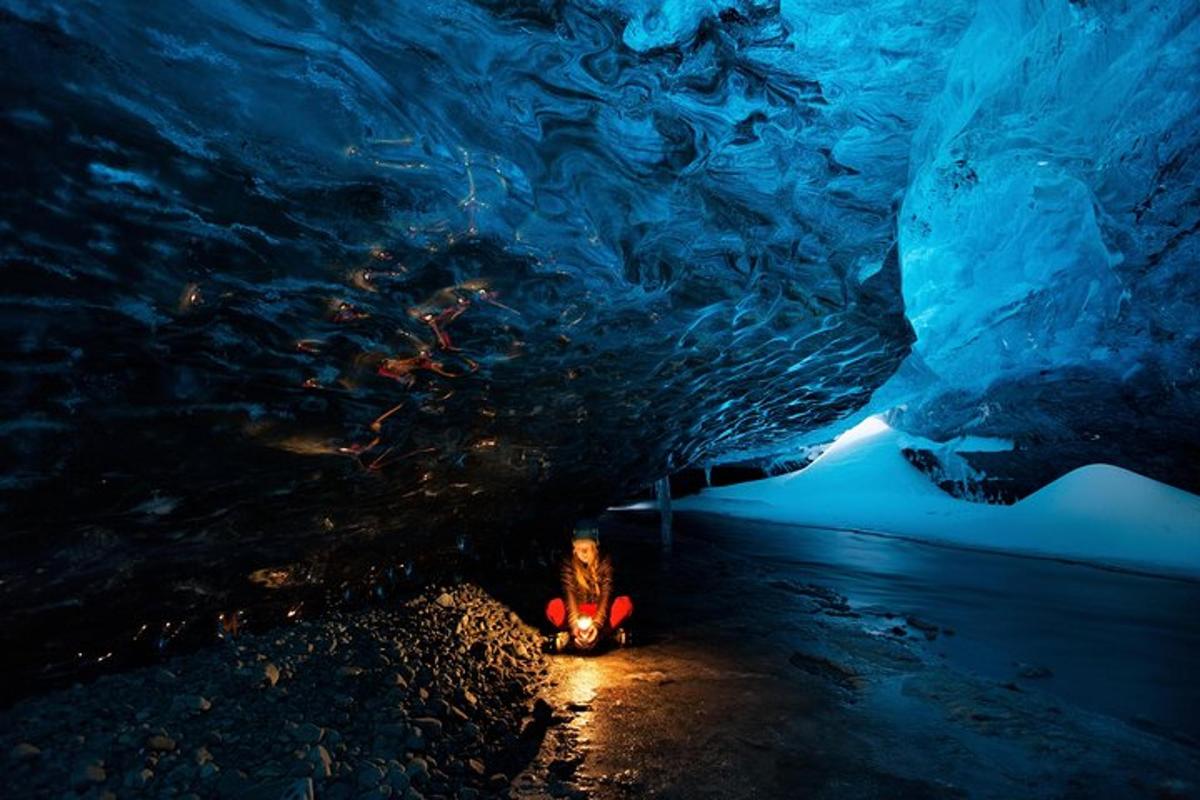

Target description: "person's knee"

left=610, top=595, right=633, bottom=625
left=545, top=598, right=566, bottom=627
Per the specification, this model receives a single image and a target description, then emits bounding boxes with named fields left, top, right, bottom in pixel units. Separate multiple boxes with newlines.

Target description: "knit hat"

left=572, top=518, right=600, bottom=542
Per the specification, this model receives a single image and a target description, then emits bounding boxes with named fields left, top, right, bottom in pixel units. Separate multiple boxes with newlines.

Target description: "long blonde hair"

left=572, top=543, right=601, bottom=597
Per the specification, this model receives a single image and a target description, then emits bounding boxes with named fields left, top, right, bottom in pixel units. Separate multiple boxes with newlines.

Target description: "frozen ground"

left=668, top=417, right=1200, bottom=576
left=526, top=514, right=1200, bottom=799
left=4, top=515, right=1197, bottom=799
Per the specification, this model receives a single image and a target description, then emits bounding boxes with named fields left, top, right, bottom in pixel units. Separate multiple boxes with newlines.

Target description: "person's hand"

left=574, top=622, right=598, bottom=649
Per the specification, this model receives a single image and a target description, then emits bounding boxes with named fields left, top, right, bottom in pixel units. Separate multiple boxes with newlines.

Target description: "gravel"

left=0, top=583, right=550, bottom=799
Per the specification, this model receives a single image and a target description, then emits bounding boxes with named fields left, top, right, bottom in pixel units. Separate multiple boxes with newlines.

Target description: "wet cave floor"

left=4, top=512, right=1199, bottom=799
left=503, top=512, right=1200, bottom=800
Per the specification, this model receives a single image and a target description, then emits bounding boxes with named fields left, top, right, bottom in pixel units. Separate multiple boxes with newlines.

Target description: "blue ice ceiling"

left=0, top=0, right=1197, bottom=575
left=894, top=1, right=1200, bottom=492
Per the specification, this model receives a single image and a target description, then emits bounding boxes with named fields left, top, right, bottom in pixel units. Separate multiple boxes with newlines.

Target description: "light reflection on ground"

left=556, top=655, right=604, bottom=712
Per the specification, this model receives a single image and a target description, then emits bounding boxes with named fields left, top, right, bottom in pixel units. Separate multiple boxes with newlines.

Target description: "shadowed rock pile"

left=1, top=584, right=551, bottom=800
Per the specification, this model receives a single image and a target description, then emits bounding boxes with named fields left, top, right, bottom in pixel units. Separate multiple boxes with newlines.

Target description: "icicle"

left=655, top=476, right=673, bottom=554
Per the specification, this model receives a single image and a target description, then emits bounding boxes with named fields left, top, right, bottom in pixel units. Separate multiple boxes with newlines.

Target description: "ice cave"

left=0, top=0, right=1198, bottom=797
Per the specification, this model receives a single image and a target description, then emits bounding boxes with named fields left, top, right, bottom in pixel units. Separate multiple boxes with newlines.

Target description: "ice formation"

left=0, top=0, right=1197, bottom=646
left=891, top=0, right=1200, bottom=494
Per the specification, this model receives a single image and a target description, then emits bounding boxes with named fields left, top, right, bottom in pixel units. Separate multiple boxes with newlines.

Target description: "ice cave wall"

left=719, top=0, right=1200, bottom=496
left=0, top=0, right=1197, bottom=643
left=894, top=0, right=1200, bottom=496
left=0, top=0, right=969, bottom=629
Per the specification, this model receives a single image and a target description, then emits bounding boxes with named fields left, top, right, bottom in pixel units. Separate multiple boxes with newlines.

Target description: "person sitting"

left=545, top=519, right=633, bottom=651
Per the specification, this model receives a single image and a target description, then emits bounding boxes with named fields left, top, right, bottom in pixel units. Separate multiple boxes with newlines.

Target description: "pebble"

left=387, top=764, right=411, bottom=792
left=172, top=694, right=212, bottom=714
left=127, top=767, right=154, bottom=788
left=73, top=760, right=106, bottom=787
left=412, top=718, right=443, bottom=737
left=147, top=734, right=177, bottom=752
left=357, top=761, right=386, bottom=788
left=310, top=745, right=334, bottom=778
left=295, top=722, right=325, bottom=744
left=10, top=742, right=40, bottom=760
left=0, top=584, right=548, bottom=800
left=405, top=757, right=429, bottom=781
left=263, top=662, right=281, bottom=687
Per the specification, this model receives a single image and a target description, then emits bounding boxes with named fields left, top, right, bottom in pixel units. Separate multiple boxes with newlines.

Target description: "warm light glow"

left=577, top=616, right=593, bottom=632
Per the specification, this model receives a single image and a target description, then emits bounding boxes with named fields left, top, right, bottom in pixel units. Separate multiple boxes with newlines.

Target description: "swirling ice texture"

left=894, top=0, right=1200, bottom=492
left=0, top=0, right=977, bottom=643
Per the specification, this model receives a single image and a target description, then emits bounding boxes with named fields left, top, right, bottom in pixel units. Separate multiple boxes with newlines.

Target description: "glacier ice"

left=0, top=0, right=1197, bottom=654
left=893, top=0, right=1200, bottom=492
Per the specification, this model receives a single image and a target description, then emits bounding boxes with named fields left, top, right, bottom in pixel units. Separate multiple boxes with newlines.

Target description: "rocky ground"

left=4, top=513, right=1199, bottom=800
left=1, top=585, right=555, bottom=800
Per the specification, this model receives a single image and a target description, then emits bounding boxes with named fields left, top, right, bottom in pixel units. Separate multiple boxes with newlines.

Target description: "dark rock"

left=357, top=762, right=386, bottom=788
left=10, top=742, right=40, bottom=760
left=126, top=768, right=155, bottom=789
left=295, top=722, right=325, bottom=744
left=1016, top=662, right=1054, bottom=679
left=788, top=651, right=865, bottom=691
left=147, top=734, right=177, bottom=752
left=171, top=694, right=212, bottom=714
left=263, top=663, right=282, bottom=687
left=905, top=616, right=939, bottom=640
left=406, top=757, right=430, bottom=782
left=412, top=718, right=443, bottom=738
left=214, top=769, right=250, bottom=796
left=387, top=764, right=411, bottom=792
left=73, top=760, right=107, bottom=787
left=309, top=745, right=334, bottom=778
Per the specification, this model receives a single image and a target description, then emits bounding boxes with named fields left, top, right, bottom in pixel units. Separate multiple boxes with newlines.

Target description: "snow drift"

left=673, top=417, right=1200, bottom=575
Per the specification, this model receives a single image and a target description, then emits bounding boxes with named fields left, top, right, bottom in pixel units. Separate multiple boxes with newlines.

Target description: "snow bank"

left=671, top=418, right=1200, bottom=575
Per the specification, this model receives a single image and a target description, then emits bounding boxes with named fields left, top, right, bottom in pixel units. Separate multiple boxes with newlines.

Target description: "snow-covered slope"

left=673, top=418, right=1200, bottom=575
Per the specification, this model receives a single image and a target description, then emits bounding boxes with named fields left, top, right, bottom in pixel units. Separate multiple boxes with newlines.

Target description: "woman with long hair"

left=545, top=520, right=633, bottom=651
